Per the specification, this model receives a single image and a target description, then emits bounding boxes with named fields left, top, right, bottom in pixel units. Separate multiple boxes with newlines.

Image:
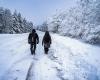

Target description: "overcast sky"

left=0, top=0, right=77, bottom=25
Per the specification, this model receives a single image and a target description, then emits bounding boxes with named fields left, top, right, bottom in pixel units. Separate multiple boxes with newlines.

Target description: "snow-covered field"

left=0, top=31, right=100, bottom=80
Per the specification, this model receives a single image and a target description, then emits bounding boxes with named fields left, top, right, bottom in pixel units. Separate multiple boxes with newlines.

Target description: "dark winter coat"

left=42, top=31, right=52, bottom=48
left=28, top=32, right=39, bottom=44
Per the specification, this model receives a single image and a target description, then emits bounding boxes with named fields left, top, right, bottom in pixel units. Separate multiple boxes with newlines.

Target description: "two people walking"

left=28, top=29, right=52, bottom=55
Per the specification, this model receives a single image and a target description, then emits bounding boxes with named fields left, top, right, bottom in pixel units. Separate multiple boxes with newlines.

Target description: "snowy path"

left=26, top=55, right=60, bottom=80
left=26, top=33, right=60, bottom=80
left=0, top=31, right=100, bottom=80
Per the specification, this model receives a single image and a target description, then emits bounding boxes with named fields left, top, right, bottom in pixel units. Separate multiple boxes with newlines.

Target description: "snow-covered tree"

left=40, top=21, right=48, bottom=31
left=12, top=10, right=21, bottom=33
left=4, top=9, right=13, bottom=33
left=46, top=0, right=100, bottom=44
left=0, top=8, right=33, bottom=33
left=47, top=13, right=64, bottom=33
left=0, top=7, right=4, bottom=33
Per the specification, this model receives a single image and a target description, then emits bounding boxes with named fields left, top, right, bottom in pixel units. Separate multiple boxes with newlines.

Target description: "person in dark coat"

left=28, top=29, right=39, bottom=55
left=42, top=31, right=52, bottom=54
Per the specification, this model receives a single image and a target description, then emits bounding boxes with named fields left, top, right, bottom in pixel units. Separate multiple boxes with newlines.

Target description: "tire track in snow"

left=25, top=54, right=61, bottom=80
left=25, top=57, right=39, bottom=80
left=26, top=62, right=34, bottom=80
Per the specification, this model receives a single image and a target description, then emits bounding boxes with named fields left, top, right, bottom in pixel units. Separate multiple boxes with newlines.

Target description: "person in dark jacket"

left=42, top=31, right=52, bottom=54
left=28, top=29, right=39, bottom=55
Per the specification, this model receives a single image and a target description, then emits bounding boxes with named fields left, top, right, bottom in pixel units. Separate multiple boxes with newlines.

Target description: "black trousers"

left=30, top=44, right=36, bottom=55
left=44, top=47, right=49, bottom=54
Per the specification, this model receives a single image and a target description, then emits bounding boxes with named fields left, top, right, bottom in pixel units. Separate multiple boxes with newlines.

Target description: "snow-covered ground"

left=0, top=31, right=100, bottom=80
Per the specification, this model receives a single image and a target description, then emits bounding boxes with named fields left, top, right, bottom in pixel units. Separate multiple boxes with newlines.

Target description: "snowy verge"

left=3, top=59, right=33, bottom=80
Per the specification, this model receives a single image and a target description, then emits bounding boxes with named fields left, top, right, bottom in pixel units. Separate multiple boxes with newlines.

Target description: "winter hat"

left=32, top=29, right=36, bottom=33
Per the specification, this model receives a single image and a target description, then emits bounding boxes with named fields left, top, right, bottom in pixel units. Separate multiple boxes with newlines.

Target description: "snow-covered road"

left=26, top=32, right=60, bottom=80
left=0, top=31, right=100, bottom=80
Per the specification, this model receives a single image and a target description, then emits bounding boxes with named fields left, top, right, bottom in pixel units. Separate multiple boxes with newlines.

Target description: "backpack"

left=28, top=33, right=35, bottom=44
left=44, top=43, right=50, bottom=48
